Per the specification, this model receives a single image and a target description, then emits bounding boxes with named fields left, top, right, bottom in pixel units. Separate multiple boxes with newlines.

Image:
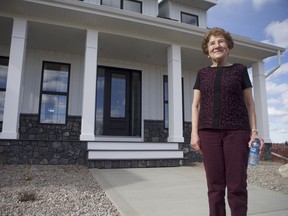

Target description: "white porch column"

left=167, top=44, right=184, bottom=143
left=252, top=61, right=271, bottom=143
left=0, top=18, right=27, bottom=139
left=80, top=29, right=98, bottom=140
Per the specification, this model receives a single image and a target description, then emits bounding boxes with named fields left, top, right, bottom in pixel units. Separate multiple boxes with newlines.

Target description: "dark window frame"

left=39, top=61, right=70, bottom=125
left=163, top=75, right=184, bottom=129
left=163, top=75, right=169, bottom=129
left=0, top=56, right=9, bottom=122
left=101, top=0, right=142, bottom=13
left=180, top=12, right=199, bottom=26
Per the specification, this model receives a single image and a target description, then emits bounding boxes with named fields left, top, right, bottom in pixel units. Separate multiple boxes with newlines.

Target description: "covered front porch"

left=0, top=0, right=284, bottom=166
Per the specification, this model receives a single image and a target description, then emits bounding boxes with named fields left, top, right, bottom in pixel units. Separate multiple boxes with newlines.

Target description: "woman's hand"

left=249, top=133, right=265, bottom=154
left=190, top=133, right=202, bottom=153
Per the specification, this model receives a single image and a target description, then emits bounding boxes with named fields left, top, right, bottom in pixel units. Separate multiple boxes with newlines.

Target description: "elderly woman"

left=190, top=27, right=264, bottom=216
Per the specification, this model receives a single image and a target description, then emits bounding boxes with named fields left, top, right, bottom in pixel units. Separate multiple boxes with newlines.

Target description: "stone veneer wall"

left=0, top=114, right=87, bottom=165
left=144, top=120, right=168, bottom=142
left=0, top=116, right=272, bottom=167
left=19, top=114, right=81, bottom=141
left=0, top=140, right=86, bottom=165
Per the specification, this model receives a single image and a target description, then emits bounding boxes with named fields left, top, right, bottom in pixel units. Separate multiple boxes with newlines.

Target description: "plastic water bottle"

left=248, top=138, right=261, bottom=166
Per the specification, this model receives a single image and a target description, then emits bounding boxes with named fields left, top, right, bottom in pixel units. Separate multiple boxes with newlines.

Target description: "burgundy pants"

left=199, top=129, right=250, bottom=216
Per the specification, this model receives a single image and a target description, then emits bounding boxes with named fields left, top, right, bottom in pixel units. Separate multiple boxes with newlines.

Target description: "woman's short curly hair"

left=201, top=27, right=234, bottom=55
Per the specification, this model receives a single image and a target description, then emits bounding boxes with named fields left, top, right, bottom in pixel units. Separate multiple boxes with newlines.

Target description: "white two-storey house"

left=0, top=0, right=285, bottom=167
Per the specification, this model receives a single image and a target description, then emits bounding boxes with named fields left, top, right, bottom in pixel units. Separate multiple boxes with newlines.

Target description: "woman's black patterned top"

left=193, top=63, right=252, bottom=130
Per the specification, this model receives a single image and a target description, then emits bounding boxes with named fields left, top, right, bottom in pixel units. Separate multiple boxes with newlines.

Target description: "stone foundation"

left=88, top=159, right=181, bottom=169
left=0, top=115, right=272, bottom=167
left=144, top=120, right=168, bottom=142
left=0, top=140, right=87, bottom=165
left=19, top=114, right=81, bottom=141
left=0, top=114, right=86, bottom=165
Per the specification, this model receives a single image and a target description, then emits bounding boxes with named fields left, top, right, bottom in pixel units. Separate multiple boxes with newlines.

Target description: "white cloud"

left=274, top=62, right=288, bottom=76
left=266, top=81, right=288, bottom=95
left=268, top=107, right=286, bottom=116
left=268, top=98, right=280, bottom=106
left=269, top=126, right=288, bottom=143
left=265, top=19, right=288, bottom=48
left=219, top=0, right=281, bottom=10
left=265, top=62, right=288, bottom=80
left=266, top=77, right=288, bottom=143
left=252, top=0, right=280, bottom=10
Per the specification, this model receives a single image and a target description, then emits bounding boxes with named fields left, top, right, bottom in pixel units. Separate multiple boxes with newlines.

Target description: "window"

left=163, top=76, right=169, bottom=128
left=163, top=75, right=184, bottom=129
left=123, top=0, right=142, bottom=13
left=101, top=0, right=121, bottom=8
left=181, top=12, right=198, bottom=26
left=0, top=57, right=8, bottom=121
left=101, top=0, right=142, bottom=13
left=39, top=61, right=70, bottom=124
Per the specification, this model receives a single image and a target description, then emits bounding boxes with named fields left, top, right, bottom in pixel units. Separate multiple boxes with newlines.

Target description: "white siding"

left=142, top=0, right=159, bottom=17
left=21, top=48, right=198, bottom=123
left=21, top=50, right=169, bottom=120
left=7, top=45, right=198, bottom=124
left=170, top=2, right=208, bottom=28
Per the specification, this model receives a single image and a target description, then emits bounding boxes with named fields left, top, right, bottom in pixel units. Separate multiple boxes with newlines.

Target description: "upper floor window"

left=39, top=61, right=70, bottom=124
left=101, top=0, right=142, bottom=13
left=0, top=56, right=8, bottom=121
left=181, top=12, right=198, bottom=26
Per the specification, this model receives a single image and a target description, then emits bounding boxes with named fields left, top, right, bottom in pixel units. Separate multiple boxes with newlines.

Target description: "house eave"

left=0, top=0, right=285, bottom=66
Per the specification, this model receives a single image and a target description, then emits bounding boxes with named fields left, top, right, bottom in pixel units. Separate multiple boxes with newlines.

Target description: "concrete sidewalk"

left=90, top=166, right=288, bottom=216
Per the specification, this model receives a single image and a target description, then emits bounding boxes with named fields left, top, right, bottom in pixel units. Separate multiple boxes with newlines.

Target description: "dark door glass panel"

left=110, top=73, right=126, bottom=118
left=95, top=68, right=105, bottom=135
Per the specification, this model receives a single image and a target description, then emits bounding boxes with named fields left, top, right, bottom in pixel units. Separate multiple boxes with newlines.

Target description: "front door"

left=103, top=69, right=130, bottom=135
left=95, top=66, right=141, bottom=136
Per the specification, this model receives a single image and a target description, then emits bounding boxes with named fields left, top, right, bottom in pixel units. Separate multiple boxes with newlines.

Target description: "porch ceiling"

left=0, top=0, right=285, bottom=69
left=0, top=17, right=209, bottom=69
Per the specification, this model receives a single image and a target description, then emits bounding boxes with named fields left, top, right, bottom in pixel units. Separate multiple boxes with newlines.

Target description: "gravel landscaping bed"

left=247, top=161, right=288, bottom=195
left=0, top=162, right=287, bottom=215
left=0, top=165, right=120, bottom=216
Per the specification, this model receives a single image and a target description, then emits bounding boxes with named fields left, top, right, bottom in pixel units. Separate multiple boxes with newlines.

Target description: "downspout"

left=265, top=50, right=281, bottom=79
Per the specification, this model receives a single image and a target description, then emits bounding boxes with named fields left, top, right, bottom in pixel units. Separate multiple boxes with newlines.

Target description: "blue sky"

left=208, top=0, right=288, bottom=143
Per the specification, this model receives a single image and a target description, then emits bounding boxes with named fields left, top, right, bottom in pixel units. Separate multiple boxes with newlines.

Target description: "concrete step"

left=88, top=150, right=184, bottom=160
left=87, top=142, right=179, bottom=150
left=87, top=142, right=184, bottom=160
